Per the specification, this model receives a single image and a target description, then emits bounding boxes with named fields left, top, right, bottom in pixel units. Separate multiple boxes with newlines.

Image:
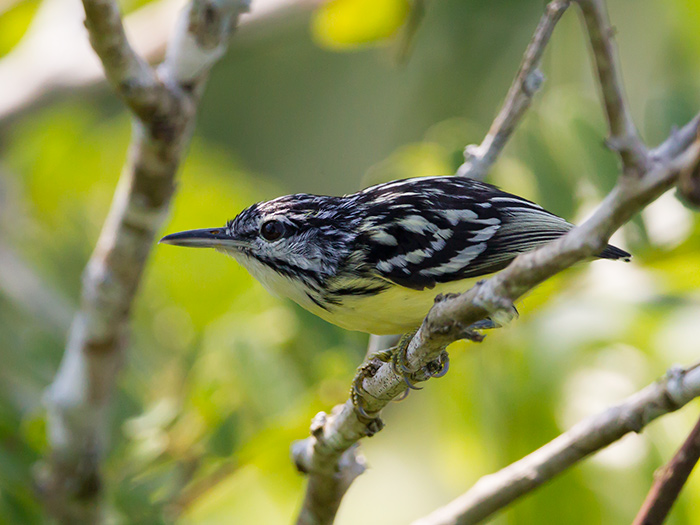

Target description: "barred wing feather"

left=355, top=177, right=629, bottom=291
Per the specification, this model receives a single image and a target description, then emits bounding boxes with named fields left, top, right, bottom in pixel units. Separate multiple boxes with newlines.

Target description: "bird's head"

left=160, top=194, right=360, bottom=284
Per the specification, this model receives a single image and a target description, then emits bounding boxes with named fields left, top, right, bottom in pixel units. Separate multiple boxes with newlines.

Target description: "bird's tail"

left=598, top=244, right=631, bottom=262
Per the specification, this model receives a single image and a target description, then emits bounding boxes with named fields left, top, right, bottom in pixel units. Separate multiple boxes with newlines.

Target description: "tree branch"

left=292, top=126, right=700, bottom=525
left=632, top=414, right=700, bottom=525
left=81, top=0, right=175, bottom=122
left=575, top=0, right=648, bottom=174
left=457, top=0, right=570, bottom=180
left=412, top=363, right=700, bottom=525
left=0, top=0, right=320, bottom=125
left=38, top=0, right=249, bottom=520
left=291, top=0, right=700, bottom=521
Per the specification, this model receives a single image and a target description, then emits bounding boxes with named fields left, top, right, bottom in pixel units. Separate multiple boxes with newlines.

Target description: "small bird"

left=160, top=176, right=630, bottom=336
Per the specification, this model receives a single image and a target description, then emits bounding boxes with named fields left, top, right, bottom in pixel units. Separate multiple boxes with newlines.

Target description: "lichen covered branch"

left=40, top=0, right=250, bottom=520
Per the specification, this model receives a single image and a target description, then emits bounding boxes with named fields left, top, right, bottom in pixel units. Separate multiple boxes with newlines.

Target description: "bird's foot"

left=350, top=308, right=509, bottom=425
left=351, top=349, right=393, bottom=427
left=351, top=332, right=449, bottom=426
left=390, top=330, right=450, bottom=391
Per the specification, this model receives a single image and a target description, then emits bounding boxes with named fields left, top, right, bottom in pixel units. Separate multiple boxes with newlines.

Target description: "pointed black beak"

left=159, top=227, right=243, bottom=249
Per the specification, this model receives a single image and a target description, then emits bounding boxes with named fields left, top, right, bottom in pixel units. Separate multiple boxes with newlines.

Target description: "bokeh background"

left=1, top=0, right=700, bottom=523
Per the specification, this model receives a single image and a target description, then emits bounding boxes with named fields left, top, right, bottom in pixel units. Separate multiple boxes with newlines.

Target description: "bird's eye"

left=260, top=220, right=286, bottom=242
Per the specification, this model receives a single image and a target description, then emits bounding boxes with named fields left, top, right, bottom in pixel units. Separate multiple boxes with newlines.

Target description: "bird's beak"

left=159, top=227, right=244, bottom=249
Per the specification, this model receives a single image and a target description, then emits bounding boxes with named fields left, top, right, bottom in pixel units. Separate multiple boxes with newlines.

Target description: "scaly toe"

left=427, top=351, right=450, bottom=378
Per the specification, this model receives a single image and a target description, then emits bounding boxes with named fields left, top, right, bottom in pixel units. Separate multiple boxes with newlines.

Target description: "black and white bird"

left=160, top=176, right=630, bottom=335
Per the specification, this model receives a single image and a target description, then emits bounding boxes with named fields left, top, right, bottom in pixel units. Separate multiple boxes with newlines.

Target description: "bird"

left=160, top=175, right=630, bottom=337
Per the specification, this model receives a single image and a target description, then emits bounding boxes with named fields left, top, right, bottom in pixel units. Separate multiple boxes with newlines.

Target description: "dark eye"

left=260, top=219, right=286, bottom=242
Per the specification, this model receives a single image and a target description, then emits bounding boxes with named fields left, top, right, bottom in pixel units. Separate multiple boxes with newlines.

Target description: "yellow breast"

left=229, top=249, right=477, bottom=335
left=310, top=279, right=478, bottom=335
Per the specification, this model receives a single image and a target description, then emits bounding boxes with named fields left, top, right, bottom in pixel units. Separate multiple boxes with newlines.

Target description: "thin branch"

left=457, top=0, right=570, bottom=180
left=575, top=0, right=648, bottom=174
left=38, top=0, right=249, bottom=520
left=81, top=0, right=174, bottom=122
left=675, top=119, right=700, bottom=209
left=167, top=459, right=240, bottom=517
left=632, top=414, right=700, bottom=525
left=294, top=414, right=367, bottom=525
left=163, top=0, right=250, bottom=85
left=411, top=363, right=700, bottom=525
left=0, top=0, right=320, bottom=125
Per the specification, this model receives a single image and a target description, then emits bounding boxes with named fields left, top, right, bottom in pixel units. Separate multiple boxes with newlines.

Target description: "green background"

left=1, top=0, right=700, bottom=523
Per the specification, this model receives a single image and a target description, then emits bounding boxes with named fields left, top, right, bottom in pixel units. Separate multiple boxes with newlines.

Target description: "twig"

left=457, top=0, right=570, bottom=180
left=575, top=0, right=648, bottom=174
left=167, top=459, right=239, bottom=517
left=411, top=364, right=700, bottom=525
left=0, top=0, right=321, bottom=125
left=38, top=0, right=249, bottom=521
left=632, top=414, right=700, bottom=525
left=80, top=0, right=174, bottom=122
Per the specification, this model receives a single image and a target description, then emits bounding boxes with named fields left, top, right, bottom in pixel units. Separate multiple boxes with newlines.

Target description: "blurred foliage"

left=311, top=0, right=409, bottom=50
left=1, top=0, right=700, bottom=524
left=0, top=0, right=40, bottom=58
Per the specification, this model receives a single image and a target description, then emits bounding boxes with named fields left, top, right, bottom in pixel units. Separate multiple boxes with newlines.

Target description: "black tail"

left=598, top=244, right=631, bottom=262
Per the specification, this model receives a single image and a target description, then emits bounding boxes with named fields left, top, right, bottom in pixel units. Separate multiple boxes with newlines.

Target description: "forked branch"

left=39, top=0, right=250, bottom=521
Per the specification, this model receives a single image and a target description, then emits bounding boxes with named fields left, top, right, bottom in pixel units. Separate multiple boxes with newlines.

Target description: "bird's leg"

left=351, top=305, right=518, bottom=421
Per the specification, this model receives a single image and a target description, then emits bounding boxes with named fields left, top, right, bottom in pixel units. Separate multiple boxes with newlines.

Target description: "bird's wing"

left=355, top=177, right=575, bottom=290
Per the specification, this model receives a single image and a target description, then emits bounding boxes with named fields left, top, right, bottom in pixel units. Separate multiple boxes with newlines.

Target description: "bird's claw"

left=351, top=332, right=452, bottom=422
left=427, top=351, right=450, bottom=378
left=390, top=332, right=450, bottom=388
left=351, top=349, right=393, bottom=424
left=351, top=361, right=379, bottom=421
left=390, top=331, right=423, bottom=390
left=459, top=307, right=518, bottom=342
